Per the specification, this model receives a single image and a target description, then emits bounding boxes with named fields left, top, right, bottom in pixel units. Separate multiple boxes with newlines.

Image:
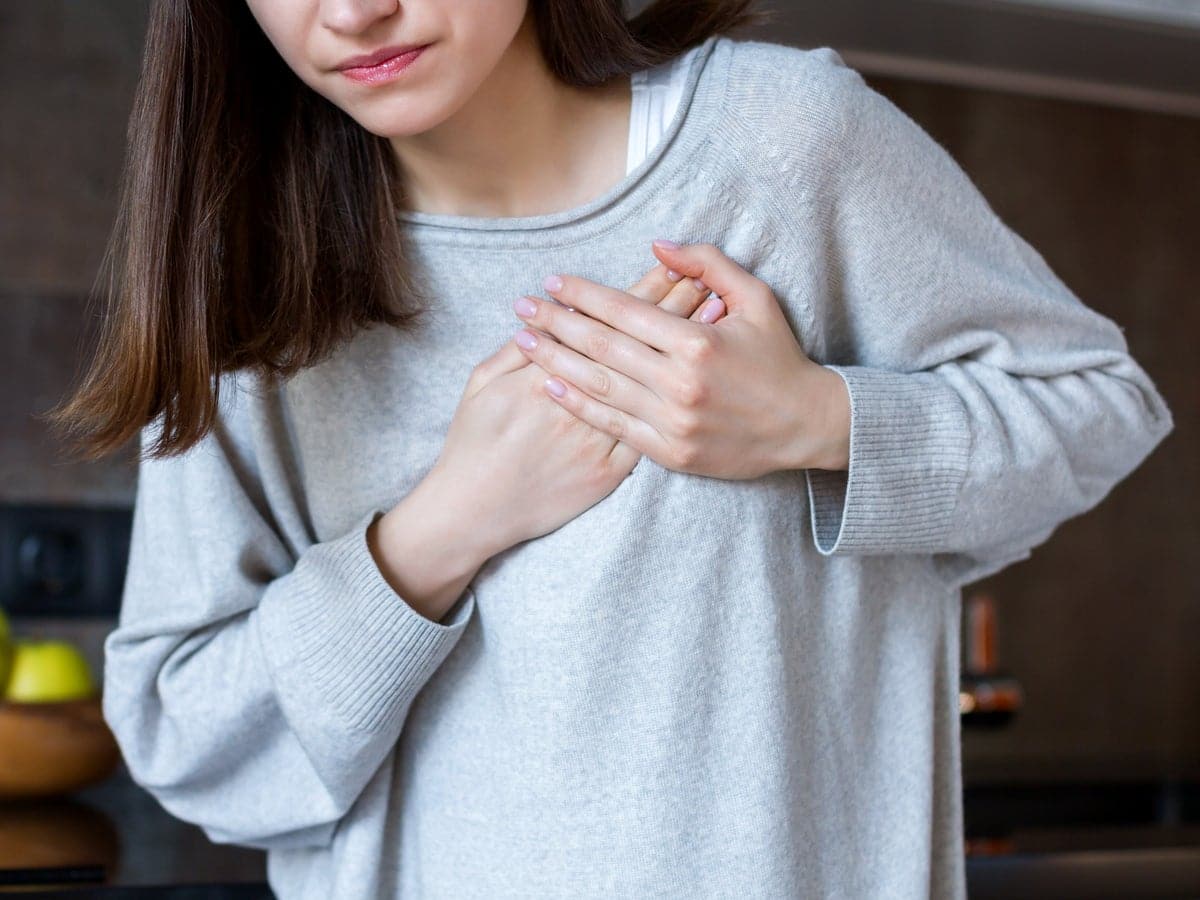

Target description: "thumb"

left=649, top=239, right=760, bottom=316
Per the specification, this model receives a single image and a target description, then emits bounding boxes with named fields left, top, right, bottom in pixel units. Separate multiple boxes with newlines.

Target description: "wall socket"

left=0, top=502, right=132, bottom=618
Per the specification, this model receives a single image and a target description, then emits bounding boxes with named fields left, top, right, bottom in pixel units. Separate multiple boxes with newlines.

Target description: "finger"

left=689, top=295, right=727, bottom=324
left=624, top=263, right=681, bottom=304
left=649, top=240, right=762, bottom=316
left=611, top=262, right=713, bottom=317
left=540, top=374, right=669, bottom=463
left=468, top=333, right=534, bottom=395
left=655, top=269, right=718, bottom=319
left=513, top=295, right=669, bottom=394
left=606, top=439, right=643, bottom=478
left=514, top=325, right=662, bottom=423
left=541, top=273, right=697, bottom=354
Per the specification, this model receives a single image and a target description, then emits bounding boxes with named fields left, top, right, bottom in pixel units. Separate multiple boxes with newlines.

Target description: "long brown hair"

left=43, top=0, right=775, bottom=463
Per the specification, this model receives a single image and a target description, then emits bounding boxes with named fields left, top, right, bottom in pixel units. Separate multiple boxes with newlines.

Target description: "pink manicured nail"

left=545, top=377, right=566, bottom=397
left=698, top=297, right=725, bottom=324
left=653, top=238, right=680, bottom=249
left=665, top=269, right=683, bottom=282
left=543, top=274, right=564, bottom=292
left=693, top=278, right=707, bottom=292
left=515, top=330, right=538, bottom=350
left=514, top=296, right=538, bottom=317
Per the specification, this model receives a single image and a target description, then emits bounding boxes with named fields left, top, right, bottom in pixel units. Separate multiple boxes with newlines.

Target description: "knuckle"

left=674, top=377, right=707, bottom=408
left=600, top=295, right=625, bottom=324
left=672, top=442, right=698, bottom=470
left=589, top=367, right=612, bottom=398
left=682, top=331, right=716, bottom=363
left=604, top=411, right=626, bottom=442
left=670, top=406, right=700, bottom=438
left=584, top=331, right=611, bottom=361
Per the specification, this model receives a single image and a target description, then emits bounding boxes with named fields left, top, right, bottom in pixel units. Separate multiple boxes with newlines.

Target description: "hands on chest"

left=509, top=239, right=850, bottom=480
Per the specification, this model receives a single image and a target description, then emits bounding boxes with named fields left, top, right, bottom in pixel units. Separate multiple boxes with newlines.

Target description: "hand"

left=511, top=240, right=851, bottom=480
left=428, top=261, right=729, bottom=557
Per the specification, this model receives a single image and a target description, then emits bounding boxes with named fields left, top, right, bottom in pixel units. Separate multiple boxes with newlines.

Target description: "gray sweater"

left=102, top=35, right=1174, bottom=899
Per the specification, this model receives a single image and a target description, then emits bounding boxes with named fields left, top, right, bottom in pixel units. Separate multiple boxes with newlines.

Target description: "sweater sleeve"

left=794, top=53, right=1174, bottom=588
left=102, top=405, right=476, bottom=851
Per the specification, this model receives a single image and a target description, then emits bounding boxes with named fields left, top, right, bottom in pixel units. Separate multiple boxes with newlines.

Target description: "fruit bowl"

left=0, top=693, right=122, bottom=799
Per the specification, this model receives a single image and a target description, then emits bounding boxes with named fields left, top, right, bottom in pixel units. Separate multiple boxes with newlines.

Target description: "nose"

left=320, top=0, right=400, bottom=35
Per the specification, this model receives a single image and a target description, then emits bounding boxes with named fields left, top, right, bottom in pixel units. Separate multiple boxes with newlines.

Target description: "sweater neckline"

left=396, top=34, right=725, bottom=249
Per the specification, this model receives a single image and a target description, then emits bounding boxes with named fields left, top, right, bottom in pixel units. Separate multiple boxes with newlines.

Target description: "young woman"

left=48, top=0, right=1174, bottom=897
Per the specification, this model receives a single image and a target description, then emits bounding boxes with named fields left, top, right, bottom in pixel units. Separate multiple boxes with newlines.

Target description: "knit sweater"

left=102, top=34, right=1175, bottom=900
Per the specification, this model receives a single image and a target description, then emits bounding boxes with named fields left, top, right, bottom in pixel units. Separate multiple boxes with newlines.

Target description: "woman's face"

left=243, top=0, right=530, bottom=137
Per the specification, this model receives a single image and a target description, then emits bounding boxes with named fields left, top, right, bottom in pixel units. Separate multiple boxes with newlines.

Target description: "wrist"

left=782, top=364, right=851, bottom=472
left=390, top=467, right=500, bottom=577
left=368, top=468, right=496, bottom=623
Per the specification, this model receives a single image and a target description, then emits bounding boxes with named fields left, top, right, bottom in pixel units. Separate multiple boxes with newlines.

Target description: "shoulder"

left=711, top=38, right=876, bottom=184
left=713, top=37, right=956, bottom=195
left=718, top=38, right=869, bottom=124
left=721, top=37, right=856, bottom=82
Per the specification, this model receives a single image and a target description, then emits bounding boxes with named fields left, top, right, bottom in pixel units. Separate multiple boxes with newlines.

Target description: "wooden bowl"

left=0, top=694, right=122, bottom=799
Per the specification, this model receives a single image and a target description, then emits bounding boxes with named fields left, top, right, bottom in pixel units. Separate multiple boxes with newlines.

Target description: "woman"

left=47, top=0, right=1174, bottom=897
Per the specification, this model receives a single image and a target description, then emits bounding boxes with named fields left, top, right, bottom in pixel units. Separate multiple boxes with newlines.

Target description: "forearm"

left=368, top=468, right=499, bottom=624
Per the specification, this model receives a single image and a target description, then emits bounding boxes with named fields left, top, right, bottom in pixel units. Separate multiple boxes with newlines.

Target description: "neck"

left=390, top=16, right=631, bottom=219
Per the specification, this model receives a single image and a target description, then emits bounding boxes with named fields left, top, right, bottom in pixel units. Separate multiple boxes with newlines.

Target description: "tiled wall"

left=2, top=3, right=1196, bottom=783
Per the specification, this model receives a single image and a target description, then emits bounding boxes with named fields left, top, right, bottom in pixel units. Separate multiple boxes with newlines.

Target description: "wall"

left=1, top=3, right=1196, bottom=784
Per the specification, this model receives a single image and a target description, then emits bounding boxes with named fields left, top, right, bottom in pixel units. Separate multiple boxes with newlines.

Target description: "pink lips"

left=339, top=44, right=429, bottom=85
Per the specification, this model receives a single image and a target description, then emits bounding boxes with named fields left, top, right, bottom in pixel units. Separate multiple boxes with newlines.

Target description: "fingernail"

left=515, top=330, right=538, bottom=350
left=693, top=278, right=707, bottom=292
left=545, top=377, right=566, bottom=397
left=543, top=274, right=564, bottom=293
left=653, top=238, right=680, bottom=249
left=699, top=297, right=724, bottom=324
left=665, top=269, right=683, bottom=282
left=513, top=296, right=538, bottom=317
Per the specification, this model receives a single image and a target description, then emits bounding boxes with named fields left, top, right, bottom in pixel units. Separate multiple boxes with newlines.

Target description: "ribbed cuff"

left=804, top=366, right=972, bottom=555
left=257, top=508, right=475, bottom=733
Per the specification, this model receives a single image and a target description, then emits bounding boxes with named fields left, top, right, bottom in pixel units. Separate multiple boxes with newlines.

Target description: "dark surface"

left=963, top=778, right=1200, bottom=898
left=967, top=847, right=1200, bottom=899
left=965, top=779, right=1200, bottom=835
left=0, top=763, right=266, bottom=889
left=21, top=887, right=273, bottom=899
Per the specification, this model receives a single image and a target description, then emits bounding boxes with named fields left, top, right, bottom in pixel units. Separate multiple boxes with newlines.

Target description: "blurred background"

left=1, top=1, right=1197, bottom=897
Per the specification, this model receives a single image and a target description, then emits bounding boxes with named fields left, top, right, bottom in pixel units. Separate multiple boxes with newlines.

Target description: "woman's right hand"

left=429, top=264, right=724, bottom=556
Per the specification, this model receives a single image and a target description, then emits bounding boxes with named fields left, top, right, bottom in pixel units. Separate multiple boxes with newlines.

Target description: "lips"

left=336, top=43, right=429, bottom=71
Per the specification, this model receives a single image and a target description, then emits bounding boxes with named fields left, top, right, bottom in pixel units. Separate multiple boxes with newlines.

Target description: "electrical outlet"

left=0, top=503, right=132, bottom=617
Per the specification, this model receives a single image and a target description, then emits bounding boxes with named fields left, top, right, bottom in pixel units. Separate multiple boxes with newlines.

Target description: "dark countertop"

left=0, top=762, right=266, bottom=892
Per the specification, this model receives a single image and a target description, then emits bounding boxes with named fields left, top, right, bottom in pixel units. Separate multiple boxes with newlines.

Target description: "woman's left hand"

left=512, top=240, right=851, bottom=480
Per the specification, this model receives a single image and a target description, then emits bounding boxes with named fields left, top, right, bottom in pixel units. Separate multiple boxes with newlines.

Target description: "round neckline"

left=396, top=34, right=725, bottom=248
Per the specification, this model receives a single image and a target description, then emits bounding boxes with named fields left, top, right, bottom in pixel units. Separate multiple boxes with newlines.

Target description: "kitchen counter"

left=0, top=762, right=265, bottom=891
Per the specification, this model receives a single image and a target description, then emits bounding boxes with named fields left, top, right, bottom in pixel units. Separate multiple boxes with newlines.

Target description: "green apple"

left=0, top=606, right=11, bottom=694
left=3, top=638, right=96, bottom=704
